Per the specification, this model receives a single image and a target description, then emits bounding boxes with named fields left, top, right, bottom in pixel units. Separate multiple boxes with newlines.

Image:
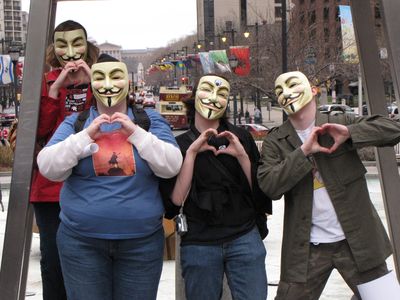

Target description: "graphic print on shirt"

left=65, top=84, right=89, bottom=113
left=92, top=130, right=135, bottom=176
left=313, top=169, right=325, bottom=190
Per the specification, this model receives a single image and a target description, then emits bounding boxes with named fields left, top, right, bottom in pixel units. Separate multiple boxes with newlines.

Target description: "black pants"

left=33, top=202, right=67, bottom=300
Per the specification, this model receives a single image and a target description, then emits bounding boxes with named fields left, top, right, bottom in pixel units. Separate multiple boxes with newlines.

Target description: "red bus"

left=158, top=86, right=192, bottom=129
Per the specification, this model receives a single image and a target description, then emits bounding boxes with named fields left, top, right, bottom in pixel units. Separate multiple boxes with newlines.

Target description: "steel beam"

left=0, top=0, right=56, bottom=299
left=379, top=0, right=400, bottom=110
left=351, top=0, right=400, bottom=277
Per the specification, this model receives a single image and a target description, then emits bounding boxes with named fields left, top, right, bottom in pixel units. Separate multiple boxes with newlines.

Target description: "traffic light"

left=181, top=76, right=188, bottom=85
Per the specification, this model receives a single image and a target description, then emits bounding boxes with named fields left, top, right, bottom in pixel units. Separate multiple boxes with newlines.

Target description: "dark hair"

left=46, top=20, right=99, bottom=68
left=185, top=73, right=230, bottom=124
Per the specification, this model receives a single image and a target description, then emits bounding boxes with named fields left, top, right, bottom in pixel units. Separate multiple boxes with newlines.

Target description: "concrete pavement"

left=0, top=171, right=396, bottom=299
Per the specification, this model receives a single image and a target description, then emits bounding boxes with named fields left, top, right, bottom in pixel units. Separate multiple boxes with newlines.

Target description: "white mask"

left=53, top=29, right=87, bottom=66
left=195, top=75, right=230, bottom=120
left=91, top=61, right=129, bottom=107
left=274, top=71, right=313, bottom=115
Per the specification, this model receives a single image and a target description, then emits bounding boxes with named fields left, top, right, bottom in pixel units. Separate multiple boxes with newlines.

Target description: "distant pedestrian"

left=245, top=109, right=250, bottom=123
left=254, top=107, right=262, bottom=124
left=238, top=109, right=243, bottom=124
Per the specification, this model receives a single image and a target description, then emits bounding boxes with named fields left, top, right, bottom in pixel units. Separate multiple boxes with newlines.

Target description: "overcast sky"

left=21, top=0, right=197, bottom=50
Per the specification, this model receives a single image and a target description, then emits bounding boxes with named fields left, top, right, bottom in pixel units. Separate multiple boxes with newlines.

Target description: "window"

left=375, top=4, right=381, bottom=19
left=275, top=6, right=282, bottom=18
left=299, top=12, right=305, bottom=24
left=324, top=7, right=329, bottom=20
left=324, top=27, right=330, bottom=42
left=335, top=7, right=340, bottom=21
left=309, top=28, right=316, bottom=40
left=325, top=48, right=330, bottom=59
left=308, top=10, right=316, bottom=25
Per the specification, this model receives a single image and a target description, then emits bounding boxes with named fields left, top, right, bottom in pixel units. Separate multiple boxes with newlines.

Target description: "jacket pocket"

left=329, top=150, right=366, bottom=185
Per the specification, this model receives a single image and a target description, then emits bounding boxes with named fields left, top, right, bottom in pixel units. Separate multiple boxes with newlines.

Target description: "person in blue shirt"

left=37, top=54, right=182, bottom=300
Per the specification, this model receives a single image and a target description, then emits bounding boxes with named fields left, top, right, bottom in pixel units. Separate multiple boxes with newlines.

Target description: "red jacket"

left=30, top=69, right=92, bottom=202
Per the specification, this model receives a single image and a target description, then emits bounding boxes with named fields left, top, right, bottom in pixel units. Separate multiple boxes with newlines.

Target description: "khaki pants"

left=275, top=240, right=388, bottom=300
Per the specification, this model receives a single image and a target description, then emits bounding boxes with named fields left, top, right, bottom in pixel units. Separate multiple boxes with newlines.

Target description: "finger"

left=203, top=128, right=218, bottom=137
left=328, top=142, right=340, bottom=153
left=110, top=112, right=128, bottom=121
left=217, top=131, right=235, bottom=140
left=203, top=145, right=217, bottom=154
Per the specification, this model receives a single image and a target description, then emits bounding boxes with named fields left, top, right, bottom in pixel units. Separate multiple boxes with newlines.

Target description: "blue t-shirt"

left=46, top=107, right=178, bottom=239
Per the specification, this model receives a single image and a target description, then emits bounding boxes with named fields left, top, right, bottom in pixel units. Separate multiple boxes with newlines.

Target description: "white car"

left=143, top=93, right=156, bottom=108
left=318, top=104, right=355, bottom=115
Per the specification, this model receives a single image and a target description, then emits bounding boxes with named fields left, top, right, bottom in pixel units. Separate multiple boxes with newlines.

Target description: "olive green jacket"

left=257, top=112, right=400, bottom=283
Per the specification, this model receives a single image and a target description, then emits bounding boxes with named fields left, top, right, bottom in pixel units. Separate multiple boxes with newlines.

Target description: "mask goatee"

left=108, top=97, right=112, bottom=107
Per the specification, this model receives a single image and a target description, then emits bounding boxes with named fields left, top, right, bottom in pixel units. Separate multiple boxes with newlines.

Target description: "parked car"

left=0, top=113, right=16, bottom=127
left=135, top=95, right=144, bottom=105
left=362, top=104, right=399, bottom=120
left=318, top=104, right=355, bottom=115
left=143, top=93, right=156, bottom=108
left=237, top=123, right=269, bottom=140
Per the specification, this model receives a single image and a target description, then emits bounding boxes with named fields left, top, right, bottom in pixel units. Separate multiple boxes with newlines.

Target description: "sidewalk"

left=0, top=170, right=396, bottom=299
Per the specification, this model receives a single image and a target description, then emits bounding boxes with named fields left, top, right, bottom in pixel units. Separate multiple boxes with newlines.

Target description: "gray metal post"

left=0, top=0, right=55, bottom=299
left=351, top=0, right=400, bottom=277
left=379, top=0, right=400, bottom=112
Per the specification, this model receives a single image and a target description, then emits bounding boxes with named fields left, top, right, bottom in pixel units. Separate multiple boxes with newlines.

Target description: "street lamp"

left=8, top=44, right=21, bottom=118
left=221, top=29, right=236, bottom=46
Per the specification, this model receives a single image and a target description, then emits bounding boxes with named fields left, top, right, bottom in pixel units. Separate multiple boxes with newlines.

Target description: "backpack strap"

left=74, top=109, right=91, bottom=133
left=73, top=104, right=151, bottom=133
left=130, top=104, right=151, bottom=131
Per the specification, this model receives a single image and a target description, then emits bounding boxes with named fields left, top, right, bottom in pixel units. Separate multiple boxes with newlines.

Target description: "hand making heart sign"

left=189, top=128, right=246, bottom=158
left=61, top=59, right=91, bottom=87
left=49, top=59, right=91, bottom=98
left=301, top=123, right=351, bottom=156
left=85, top=113, right=138, bottom=140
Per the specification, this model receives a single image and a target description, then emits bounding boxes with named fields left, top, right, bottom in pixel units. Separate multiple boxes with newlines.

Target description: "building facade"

left=0, top=0, right=24, bottom=54
left=98, top=42, right=122, bottom=61
left=196, top=0, right=288, bottom=48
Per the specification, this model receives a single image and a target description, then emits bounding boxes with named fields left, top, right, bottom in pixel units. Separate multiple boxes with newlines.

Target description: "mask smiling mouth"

left=281, top=93, right=302, bottom=107
left=61, top=54, right=83, bottom=62
left=97, top=88, right=121, bottom=96
left=201, top=99, right=223, bottom=110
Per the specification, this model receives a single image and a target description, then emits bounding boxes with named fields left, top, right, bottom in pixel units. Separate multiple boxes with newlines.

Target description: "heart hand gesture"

left=85, top=114, right=111, bottom=140
left=320, top=123, right=350, bottom=153
left=110, top=112, right=138, bottom=137
left=300, top=126, right=332, bottom=156
left=215, top=131, right=246, bottom=158
left=188, top=128, right=218, bottom=155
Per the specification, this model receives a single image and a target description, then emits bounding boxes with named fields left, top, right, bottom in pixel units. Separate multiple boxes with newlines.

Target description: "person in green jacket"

left=257, top=71, right=400, bottom=300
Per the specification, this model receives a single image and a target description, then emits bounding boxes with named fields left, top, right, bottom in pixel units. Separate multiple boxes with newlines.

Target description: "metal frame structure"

left=0, top=1, right=399, bottom=299
left=351, top=0, right=400, bottom=278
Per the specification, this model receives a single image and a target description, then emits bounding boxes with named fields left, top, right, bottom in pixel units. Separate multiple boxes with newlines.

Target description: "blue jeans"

left=57, top=223, right=164, bottom=300
left=33, top=202, right=67, bottom=300
left=181, top=227, right=267, bottom=300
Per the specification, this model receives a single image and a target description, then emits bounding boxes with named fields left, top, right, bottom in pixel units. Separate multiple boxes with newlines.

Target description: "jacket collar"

left=275, top=110, right=327, bottom=149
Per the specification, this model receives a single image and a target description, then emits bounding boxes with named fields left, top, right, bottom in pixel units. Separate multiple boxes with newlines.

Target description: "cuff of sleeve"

left=127, top=126, right=149, bottom=150
left=47, top=95, right=60, bottom=102
left=77, top=129, right=95, bottom=148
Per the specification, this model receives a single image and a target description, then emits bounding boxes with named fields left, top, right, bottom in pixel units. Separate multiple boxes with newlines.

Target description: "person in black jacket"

left=171, top=74, right=272, bottom=300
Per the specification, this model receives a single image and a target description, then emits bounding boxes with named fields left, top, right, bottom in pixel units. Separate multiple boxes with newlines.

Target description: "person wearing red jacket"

left=31, top=20, right=98, bottom=300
